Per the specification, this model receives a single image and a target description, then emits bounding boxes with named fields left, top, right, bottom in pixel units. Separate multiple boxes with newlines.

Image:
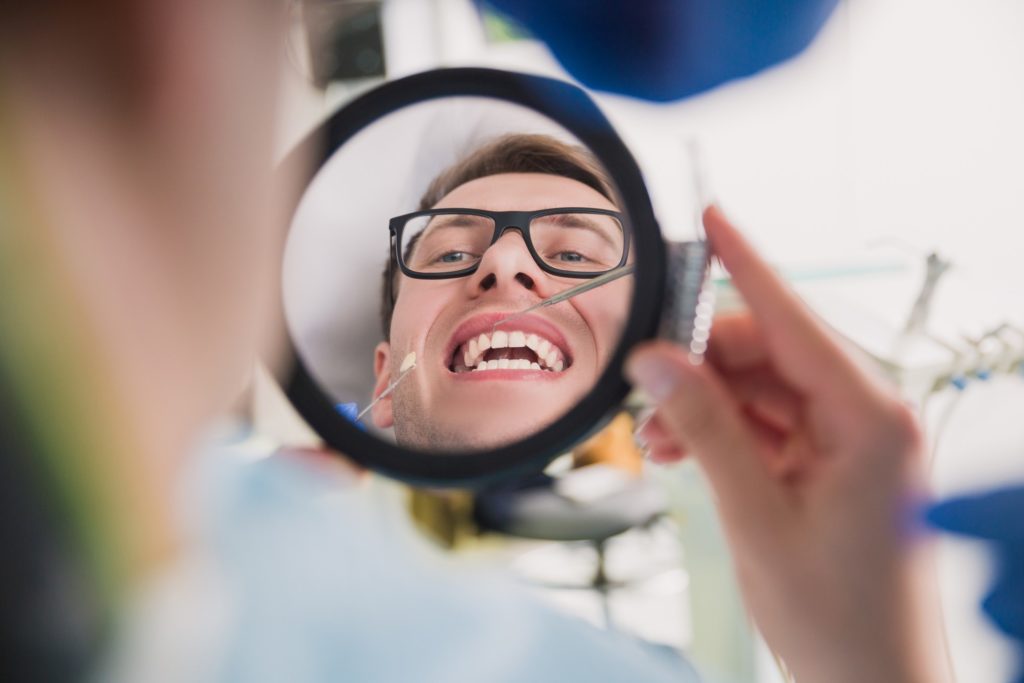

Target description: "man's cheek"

left=394, top=298, right=445, bottom=357
left=371, top=397, right=394, bottom=428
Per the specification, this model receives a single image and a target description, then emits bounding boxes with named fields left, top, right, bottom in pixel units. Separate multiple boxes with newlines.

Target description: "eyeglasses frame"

left=388, top=207, right=631, bottom=304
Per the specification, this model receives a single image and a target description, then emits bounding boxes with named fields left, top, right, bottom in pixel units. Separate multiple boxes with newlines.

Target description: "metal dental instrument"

left=492, top=264, right=636, bottom=331
left=659, top=139, right=713, bottom=364
left=903, top=251, right=952, bottom=337
left=356, top=352, right=416, bottom=421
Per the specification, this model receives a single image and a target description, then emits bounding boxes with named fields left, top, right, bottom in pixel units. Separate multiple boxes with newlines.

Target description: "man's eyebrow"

left=425, top=213, right=490, bottom=229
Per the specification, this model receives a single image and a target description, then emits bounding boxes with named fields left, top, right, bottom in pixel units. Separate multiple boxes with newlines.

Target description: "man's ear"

left=371, top=341, right=394, bottom=428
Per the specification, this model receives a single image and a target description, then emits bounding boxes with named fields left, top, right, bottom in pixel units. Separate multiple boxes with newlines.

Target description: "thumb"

left=625, top=341, right=786, bottom=530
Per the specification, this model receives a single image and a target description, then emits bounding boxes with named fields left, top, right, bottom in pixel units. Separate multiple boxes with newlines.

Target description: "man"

left=371, top=134, right=633, bottom=451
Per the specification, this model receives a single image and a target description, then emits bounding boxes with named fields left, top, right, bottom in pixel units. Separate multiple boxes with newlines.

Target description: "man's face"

left=372, top=172, right=631, bottom=451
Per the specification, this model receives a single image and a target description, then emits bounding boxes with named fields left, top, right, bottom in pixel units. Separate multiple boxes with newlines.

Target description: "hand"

left=626, top=207, right=948, bottom=683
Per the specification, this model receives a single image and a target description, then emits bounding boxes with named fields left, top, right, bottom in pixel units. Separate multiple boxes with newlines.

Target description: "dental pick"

left=356, top=352, right=416, bottom=421
left=493, top=264, right=636, bottom=331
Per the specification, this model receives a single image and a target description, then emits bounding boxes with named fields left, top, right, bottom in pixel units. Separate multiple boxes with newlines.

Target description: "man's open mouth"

left=449, top=328, right=571, bottom=374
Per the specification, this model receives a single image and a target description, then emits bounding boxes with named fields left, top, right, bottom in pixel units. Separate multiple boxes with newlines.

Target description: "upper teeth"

left=459, top=330, right=566, bottom=373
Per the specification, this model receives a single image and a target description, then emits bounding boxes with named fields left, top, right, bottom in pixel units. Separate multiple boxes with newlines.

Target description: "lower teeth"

left=471, top=360, right=555, bottom=372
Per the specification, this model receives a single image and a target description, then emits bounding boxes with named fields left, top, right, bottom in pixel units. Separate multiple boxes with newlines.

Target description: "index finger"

left=704, top=206, right=869, bottom=399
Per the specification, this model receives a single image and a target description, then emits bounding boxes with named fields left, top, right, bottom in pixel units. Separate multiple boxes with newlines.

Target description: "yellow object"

left=407, top=488, right=477, bottom=549
left=400, top=351, right=417, bottom=372
left=572, top=412, right=643, bottom=476
left=407, top=412, right=643, bottom=548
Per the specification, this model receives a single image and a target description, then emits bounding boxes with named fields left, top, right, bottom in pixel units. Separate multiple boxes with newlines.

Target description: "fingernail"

left=703, top=203, right=732, bottom=235
left=625, top=352, right=681, bottom=403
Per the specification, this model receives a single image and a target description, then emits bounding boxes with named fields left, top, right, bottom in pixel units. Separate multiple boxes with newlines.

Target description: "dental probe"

left=355, top=352, right=416, bottom=421
left=492, top=264, right=636, bottom=330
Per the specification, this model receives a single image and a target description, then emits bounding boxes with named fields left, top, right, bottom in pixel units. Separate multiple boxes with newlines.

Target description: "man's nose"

left=468, top=228, right=542, bottom=294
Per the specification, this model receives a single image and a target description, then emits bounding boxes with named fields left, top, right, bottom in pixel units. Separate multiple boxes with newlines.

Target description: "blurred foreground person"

left=0, top=1, right=290, bottom=680
left=1, top=2, right=951, bottom=683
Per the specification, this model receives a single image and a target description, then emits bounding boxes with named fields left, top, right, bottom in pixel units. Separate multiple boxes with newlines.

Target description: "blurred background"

left=257, top=1, right=1024, bottom=682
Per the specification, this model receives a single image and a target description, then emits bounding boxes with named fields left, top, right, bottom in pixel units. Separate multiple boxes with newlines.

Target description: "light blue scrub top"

left=185, top=448, right=703, bottom=683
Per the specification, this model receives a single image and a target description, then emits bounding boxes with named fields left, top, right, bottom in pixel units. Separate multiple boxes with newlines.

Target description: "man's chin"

left=393, top=412, right=561, bottom=454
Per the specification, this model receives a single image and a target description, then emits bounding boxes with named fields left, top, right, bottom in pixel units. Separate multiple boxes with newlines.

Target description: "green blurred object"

left=0, top=100, right=117, bottom=681
left=480, top=2, right=533, bottom=43
left=657, top=464, right=756, bottom=683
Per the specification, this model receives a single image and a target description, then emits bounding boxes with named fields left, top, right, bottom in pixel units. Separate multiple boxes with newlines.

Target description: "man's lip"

left=443, top=312, right=573, bottom=370
left=449, top=368, right=565, bottom=382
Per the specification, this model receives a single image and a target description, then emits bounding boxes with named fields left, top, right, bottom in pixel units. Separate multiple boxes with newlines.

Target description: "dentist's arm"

left=628, top=207, right=950, bottom=683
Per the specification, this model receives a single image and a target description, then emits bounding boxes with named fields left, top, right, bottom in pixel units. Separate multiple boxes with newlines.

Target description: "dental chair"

left=472, top=415, right=674, bottom=631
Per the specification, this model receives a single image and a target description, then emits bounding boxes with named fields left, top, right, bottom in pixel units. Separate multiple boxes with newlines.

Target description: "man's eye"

left=554, top=251, right=587, bottom=263
left=438, top=251, right=471, bottom=263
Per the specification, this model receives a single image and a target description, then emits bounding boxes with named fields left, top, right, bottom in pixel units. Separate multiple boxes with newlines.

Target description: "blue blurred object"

left=485, top=0, right=841, bottom=101
left=134, top=445, right=701, bottom=683
left=335, top=401, right=366, bottom=431
left=929, top=486, right=1024, bottom=683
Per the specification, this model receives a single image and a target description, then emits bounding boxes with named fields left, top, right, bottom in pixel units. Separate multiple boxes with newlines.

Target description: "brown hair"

left=379, top=133, right=615, bottom=338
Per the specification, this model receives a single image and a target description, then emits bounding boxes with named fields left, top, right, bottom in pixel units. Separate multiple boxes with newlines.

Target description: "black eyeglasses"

left=389, top=207, right=630, bottom=282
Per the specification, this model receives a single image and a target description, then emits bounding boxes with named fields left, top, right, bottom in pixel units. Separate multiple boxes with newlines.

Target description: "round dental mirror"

left=277, top=68, right=665, bottom=487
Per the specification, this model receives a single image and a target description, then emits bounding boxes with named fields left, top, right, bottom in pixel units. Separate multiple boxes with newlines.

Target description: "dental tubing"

left=355, top=352, right=416, bottom=421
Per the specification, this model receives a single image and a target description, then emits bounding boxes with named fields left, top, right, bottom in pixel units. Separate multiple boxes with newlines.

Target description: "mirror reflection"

left=284, top=97, right=634, bottom=453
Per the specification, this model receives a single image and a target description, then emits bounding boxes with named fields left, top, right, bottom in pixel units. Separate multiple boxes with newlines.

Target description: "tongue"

left=484, top=348, right=537, bottom=363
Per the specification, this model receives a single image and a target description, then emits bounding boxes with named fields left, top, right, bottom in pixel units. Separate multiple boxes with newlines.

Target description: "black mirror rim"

left=274, top=67, right=665, bottom=488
